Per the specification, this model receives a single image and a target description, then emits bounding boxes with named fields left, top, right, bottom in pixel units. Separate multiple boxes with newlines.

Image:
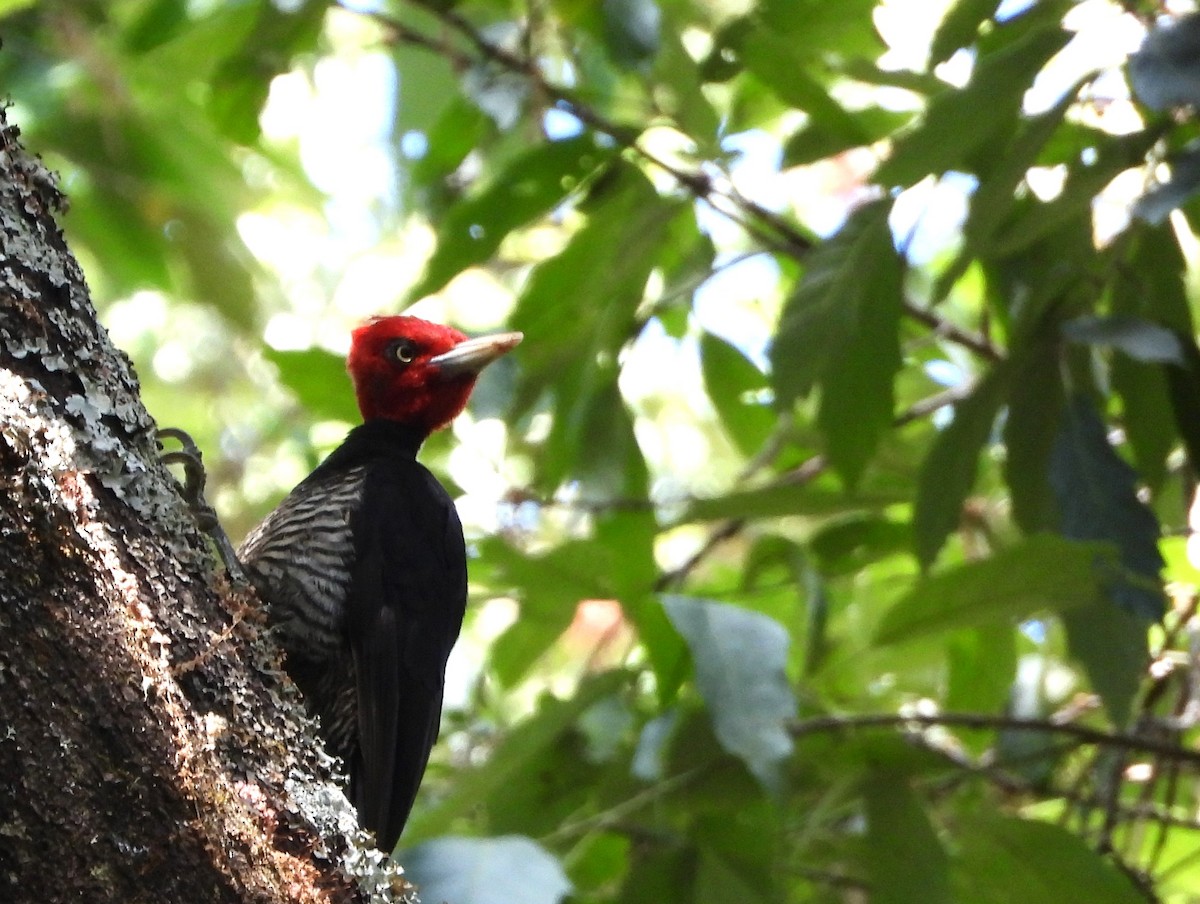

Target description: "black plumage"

left=240, top=420, right=466, bottom=852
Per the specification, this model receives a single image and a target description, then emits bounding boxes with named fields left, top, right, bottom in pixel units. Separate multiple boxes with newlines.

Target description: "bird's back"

left=240, top=420, right=467, bottom=851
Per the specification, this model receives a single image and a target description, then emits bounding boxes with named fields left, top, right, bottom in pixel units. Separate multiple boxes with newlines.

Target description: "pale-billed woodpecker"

left=238, top=316, right=521, bottom=852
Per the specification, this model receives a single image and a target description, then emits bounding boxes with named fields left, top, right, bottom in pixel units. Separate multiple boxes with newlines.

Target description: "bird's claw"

left=157, top=427, right=248, bottom=584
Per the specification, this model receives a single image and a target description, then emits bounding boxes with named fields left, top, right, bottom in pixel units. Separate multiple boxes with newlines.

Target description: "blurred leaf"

left=769, top=199, right=898, bottom=408
left=1134, top=142, right=1200, bottom=224
left=409, top=95, right=492, bottom=196
left=1062, top=315, right=1184, bottom=364
left=783, top=107, right=911, bottom=167
left=740, top=25, right=874, bottom=145
left=935, top=86, right=1079, bottom=302
left=946, top=624, right=1015, bottom=716
left=877, top=23, right=1069, bottom=186
left=864, top=772, right=952, bottom=904
left=816, top=212, right=904, bottom=488
left=1112, top=354, right=1174, bottom=493
left=756, top=0, right=880, bottom=57
left=410, top=135, right=617, bottom=300
left=403, top=835, right=571, bottom=904
left=1165, top=334, right=1200, bottom=472
left=913, top=363, right=1011, bottom=568
left=808, top=514, right=910, bottom=577
left=208, top=0, right=326, bottom=144
left=655, top=23, right=721, bottom=146
left=263, top=348, right=356, bottom=423
left=1003, top=338, right=1063, bottom=534
left=692, top=802, right=781, bottom=904
left=875, top=535, right=1118, bottom=645
left=567, top=833, right=630, bottom=891
left=1128, top=13, right=1200, bottom=111
left=953, top=814, right=1147, bottom=904
left=700, top=332, right=774, bottom=458
left=662, top=596, right=795, bottom=788
left=930, top=0, right=998, bottom=64
left=620, top=845, right=697, bottom=904
left=1062, top=602, right=1147, bottom=726
left=124, top=0, right=188, bottom=53
left=991, top=129, right=1162, bottom=257
left=487, top=723, right=600, bottom=836
left=404, top=671, right=628, bottom=842
left=1050, top=395, right=1165, bottom=621
left=512, top=165, right=682, bottom=492
left=1110, top=226, right=1187, bottom=489
left=602, top=0, right=661, bottom=69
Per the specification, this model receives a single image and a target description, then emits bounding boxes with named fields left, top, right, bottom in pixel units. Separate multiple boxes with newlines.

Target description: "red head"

left=347, top=316, right=523, bottom=434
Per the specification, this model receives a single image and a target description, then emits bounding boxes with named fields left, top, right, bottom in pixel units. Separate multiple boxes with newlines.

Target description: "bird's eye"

left=390, top=342, right=416, bottom=364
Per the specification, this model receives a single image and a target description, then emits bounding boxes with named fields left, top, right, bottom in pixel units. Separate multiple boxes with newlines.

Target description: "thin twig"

left=339, top=0, right=1002, bottom=362
left=791, top=711, right=1200, bottom=767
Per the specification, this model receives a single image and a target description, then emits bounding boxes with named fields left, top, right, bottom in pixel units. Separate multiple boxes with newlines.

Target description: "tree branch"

left=791, top=711, right=1200, bottom=767
left=339, top=0, right=1001, bottom=362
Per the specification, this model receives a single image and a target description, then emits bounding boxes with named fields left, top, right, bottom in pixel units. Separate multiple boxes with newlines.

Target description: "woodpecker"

left=239, top=317, right=522, bottom=852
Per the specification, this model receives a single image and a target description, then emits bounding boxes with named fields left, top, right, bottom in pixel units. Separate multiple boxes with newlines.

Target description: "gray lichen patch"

left=0, top=108, right=407, bottom=903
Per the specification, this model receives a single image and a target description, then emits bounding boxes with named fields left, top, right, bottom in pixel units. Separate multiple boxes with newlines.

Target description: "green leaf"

left=207, top=0, right=325, bottom=144
left=876, top=23, right=1070, bottom=186
left=0, top=0, right=36, bottom=16
left=601, top=0, right=661, bottom=69
left=511, top=165, right=681, bottom=492
left=930, top=0, right=999, bottom=64
left=946, top=624, right=1016, bottom=716
left=783, top=107, right=911, bottom=167
left=1050, top=395, right=1166, bottom=621
left=1062, top=315, right=1184, bottom=364
left=409, top=96, right=491, bottom=195
left=875, top=535, right=1118, bottom=645
left=1112, top=354, right=1174, bottom=492
left=409, top=135, right=617, bottom=300
left=262, top=348, right=356, bottom=424
left=913, top=363, right=1011, bottom=568
left=403, top=671, right=629, bottom=843
left=953, top=815, right=1147, bottom=904
left=1166, top=335, right=1200, bottom=473
left=692, top=803, right=781, bottom=904
left=740, top=25, right=874, bottom=145
left=486, top=513, right=662, bottom=685
left=662, top=596, right=796, bottom=788
left=863, top=771, right=953, bottom=904
left=990, top=129, right=1163, bottom=257
left=1062, top=602, right=1147, bottom=726
left=700, top=332, right=774, bottom=458
left=1003, top=338, right=1064, bottom=534
left=655, top=23, right=721, bottom=146
left=619, top=846, right=698, bottom=904
left=808, top=514, right=911, bottom=577
left=756, top=0, right=881, bottom=57
left=123, top=0, right=188, bottom=53
left=816, top=219, right=904, bottom=488
left=934, top=85, right=1080, bottom=302
left=769, top=199, right=898, bottom=408
left=1111, top=224, right=1189, bottom=489
left=402, top=836, right=572, bottom=904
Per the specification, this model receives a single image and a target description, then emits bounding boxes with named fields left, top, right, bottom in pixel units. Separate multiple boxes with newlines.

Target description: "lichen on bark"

left=0, top=109, right=413, bottom=904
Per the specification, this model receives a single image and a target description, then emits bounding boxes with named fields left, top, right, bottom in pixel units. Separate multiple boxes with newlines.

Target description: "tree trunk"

left=0, top=112, right=409, bottom=903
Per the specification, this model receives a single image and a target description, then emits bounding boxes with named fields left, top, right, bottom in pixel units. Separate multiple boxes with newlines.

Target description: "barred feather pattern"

left=239, top=466, right=368, bottom=759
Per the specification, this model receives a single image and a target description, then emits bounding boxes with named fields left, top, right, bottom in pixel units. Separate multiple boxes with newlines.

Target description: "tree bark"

left=0, top=111, right=409, bottom=903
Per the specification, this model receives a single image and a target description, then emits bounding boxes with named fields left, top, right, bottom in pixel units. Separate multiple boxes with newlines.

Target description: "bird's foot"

left=157, top=427, right=247, bottom=584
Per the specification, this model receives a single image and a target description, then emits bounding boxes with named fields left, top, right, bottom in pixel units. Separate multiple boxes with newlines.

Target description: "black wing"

left=345, top=459, right=467, bottom=853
